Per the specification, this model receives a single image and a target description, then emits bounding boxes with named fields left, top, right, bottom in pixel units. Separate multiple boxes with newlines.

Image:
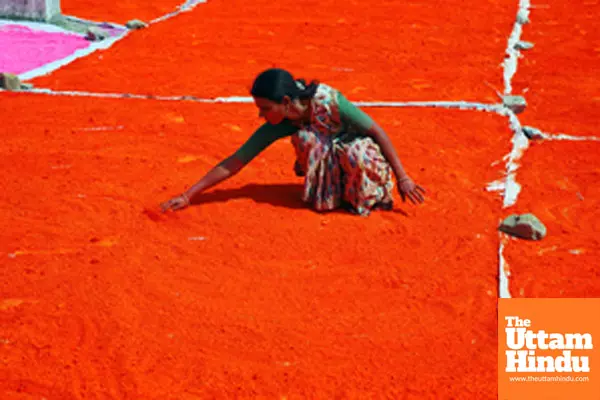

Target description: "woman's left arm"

left=337, top=93, right=426, bottom=204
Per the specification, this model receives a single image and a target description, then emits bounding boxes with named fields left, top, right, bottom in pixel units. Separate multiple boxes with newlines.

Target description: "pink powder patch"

left=0, top=24, right=90, bottom=75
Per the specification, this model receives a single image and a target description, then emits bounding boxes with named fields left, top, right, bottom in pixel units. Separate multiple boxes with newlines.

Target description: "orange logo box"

left=498, top=298, right=600, bottom=400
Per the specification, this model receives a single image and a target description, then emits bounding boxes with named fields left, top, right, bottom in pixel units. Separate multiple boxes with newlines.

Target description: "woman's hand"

left=160, top=194, right=191, bottom=212
left=398, top=177, right=426, bottom=205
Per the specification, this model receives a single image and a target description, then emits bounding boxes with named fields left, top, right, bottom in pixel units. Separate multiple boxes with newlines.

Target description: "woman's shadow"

left=192, top=183, right=409, bottom=216
left=193, top=183, right=307, bottom=209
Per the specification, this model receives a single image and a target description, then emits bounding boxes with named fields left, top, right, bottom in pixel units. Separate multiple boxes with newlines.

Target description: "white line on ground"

left=540, top=133, right=600, bottom=141
left=498, top=236, right=512, bottom=299
left=495, top=109, right=529, bottom=209
left=503, top=0, right=531, bottom=95
left=150, top=0, right=207, bottom=24
left=78, top=125, right=125, bottom=131
left=353, top=101, right=503, bottom=112
left=60, top=15, right=127, bottom=30
left=22, top=88, right=257, bottom=102
left=21, top=88, right=505, bottom=111
left=494, top=0, right=532, bottom=299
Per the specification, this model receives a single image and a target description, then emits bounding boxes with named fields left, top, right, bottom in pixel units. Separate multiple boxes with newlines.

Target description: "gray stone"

left=503, top=95, right=527, bottom=114
left=499, top=214, right=547, bottom=241
left=515, top=41, right=534, bottom=51
left=126, top=19, right=148, bottom=30
left=522, top=126, right=544, bottom=140
left=85, top=27, right=110, bottom=41
left=0, top=73, right=21, bottom=91
left=517, top=9, right=530, bottom=24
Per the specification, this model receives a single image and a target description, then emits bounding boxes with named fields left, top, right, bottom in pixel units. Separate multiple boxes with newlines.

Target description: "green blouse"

left=233, top=91, right=374, bottom=165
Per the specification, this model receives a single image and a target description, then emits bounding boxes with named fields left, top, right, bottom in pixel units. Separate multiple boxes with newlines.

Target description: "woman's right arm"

left=160, top=121, right=297, bottom=212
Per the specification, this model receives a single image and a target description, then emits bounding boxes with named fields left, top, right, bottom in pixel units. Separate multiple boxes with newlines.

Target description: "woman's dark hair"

left=250, top=68, right=319, bottom=103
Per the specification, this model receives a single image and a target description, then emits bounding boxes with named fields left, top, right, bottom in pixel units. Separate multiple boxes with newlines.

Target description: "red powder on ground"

left=500, top=1, right=600, bottom=298
left=504, top=140, right=600, bottom=298
left=511, top=2, right=600, bottom=136
left=34, top=0, right=514, bottom=102
left=61, top=0, right=184, bottom=24
left=0, top=92, right=510, bottom=398
left=3, top=0, right=599, bottom=398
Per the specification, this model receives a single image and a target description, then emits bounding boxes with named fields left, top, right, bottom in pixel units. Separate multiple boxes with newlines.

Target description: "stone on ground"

left=503, top=95, right=527, bottom=114
left=522, top=126, right=544, bottom=140
left=515, top=41, right=534, bottom=51
left=86, top=27, right=110, bottom=41
left=0, top=73, right=21, bottom=91
left=126, top=19, right=148, bottom=30
left=499, top=214, right=547, bottom=240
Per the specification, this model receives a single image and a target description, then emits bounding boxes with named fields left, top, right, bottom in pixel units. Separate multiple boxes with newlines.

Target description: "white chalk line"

left=16, top=88, right=506, bottom=112
left=487, top=108, right=529, bottom=210
left=540, top=132, right=600, bottom=142
left=354, top=101, right=502, bottom=112
left=150, top=0, right=207, bottom=24
left=495, top=0, right=532, bottom=210
left=494, top=0, right=531, bottom=299
left=78, top=125, right=125, bottom=132
left=493, top=0, right=599, bottom=299
left=26, top=88, right=257, bottom=103
left=503, top=0, right=531, bottom=96
left=60, top=15, right=127, bottom=30
left=498, top=236, right=512, bottom=299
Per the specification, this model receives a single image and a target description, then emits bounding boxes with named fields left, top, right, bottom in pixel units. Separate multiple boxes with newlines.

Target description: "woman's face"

left=253, top=96, right=288, bottom=125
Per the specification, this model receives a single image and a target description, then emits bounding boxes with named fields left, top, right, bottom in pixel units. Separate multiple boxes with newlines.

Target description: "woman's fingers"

left=399, top=181, right=427, bottom=205
left=160, top=201, right=172, bottom=213
left=400, top=190, right=406, bottom=202
left=160, top=197, right=187, bottom=213
left=408, top=191, right=419, bottom=204
left=172, top=200, right=187, bottom=211
left=413, top=188, right=425, bottom=203
left=415, top=188, right=425, bottom=203
left=405, top=188, right=425, bottom=204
